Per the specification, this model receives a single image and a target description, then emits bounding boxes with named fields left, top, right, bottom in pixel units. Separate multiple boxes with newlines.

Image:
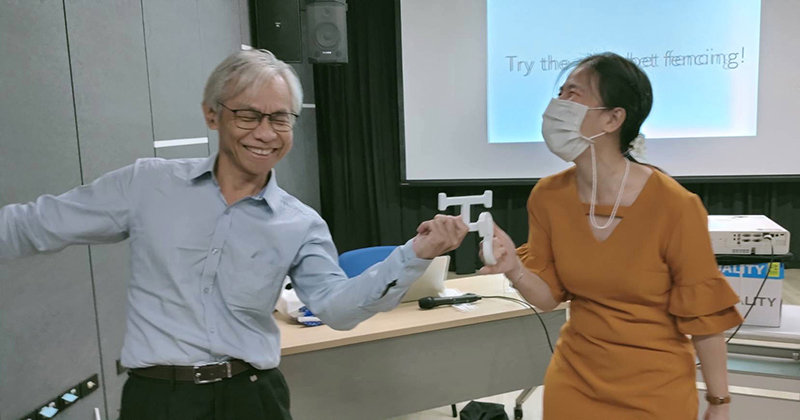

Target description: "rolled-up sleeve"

left=0, top=164, right=133, bottom=260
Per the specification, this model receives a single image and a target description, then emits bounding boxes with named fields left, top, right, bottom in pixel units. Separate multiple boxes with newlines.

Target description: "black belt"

left=130, top=359, right=255, bottom=384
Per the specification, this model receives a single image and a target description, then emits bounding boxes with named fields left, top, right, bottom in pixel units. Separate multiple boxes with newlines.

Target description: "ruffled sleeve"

left=516, top=187, right=572, bottom=303
left=666, top=195, right=743, bottom=335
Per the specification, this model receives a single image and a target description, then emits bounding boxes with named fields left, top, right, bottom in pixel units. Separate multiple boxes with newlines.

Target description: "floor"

left=389, top=270, right=800, bottom=420
left=388, top=387, right=544, bottom=420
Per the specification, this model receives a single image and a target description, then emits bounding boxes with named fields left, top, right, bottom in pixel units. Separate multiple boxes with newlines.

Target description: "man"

left=0, top=49, right=468, bottom=420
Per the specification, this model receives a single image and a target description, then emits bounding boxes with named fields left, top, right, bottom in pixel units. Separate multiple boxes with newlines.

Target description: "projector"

left=708, top=215, right=790, bottom=255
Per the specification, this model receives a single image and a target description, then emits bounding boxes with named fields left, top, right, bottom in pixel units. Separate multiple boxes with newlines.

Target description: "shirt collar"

left=186, top=154, right=217, bottom=180
left=185, top=154, right=281, bottom=210
left=254, top=169, right=281, bottom=210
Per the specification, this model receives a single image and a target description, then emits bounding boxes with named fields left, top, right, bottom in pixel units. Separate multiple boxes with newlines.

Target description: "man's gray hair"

left=203, top=49, right=303, bottom=115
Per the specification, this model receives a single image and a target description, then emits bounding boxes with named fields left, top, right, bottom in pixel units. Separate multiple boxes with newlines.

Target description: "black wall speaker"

left=252, top=0, right=303, bottom=63
left=307, top=1, right=348, bottom=64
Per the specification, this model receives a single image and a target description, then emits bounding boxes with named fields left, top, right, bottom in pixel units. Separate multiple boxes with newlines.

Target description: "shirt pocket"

left=222, top=256, right=288, bottom=313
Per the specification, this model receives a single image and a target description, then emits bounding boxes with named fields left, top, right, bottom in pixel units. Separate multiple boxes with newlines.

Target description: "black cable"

left=697, top=236, right=775, bottom=367
left=480, top=295, right=555, bottom=354
left=725, top=236, right=775, bottom=345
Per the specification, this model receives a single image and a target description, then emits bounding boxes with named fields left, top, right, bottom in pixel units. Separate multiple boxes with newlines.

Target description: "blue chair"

left=338, top=246, right=398, bottom=277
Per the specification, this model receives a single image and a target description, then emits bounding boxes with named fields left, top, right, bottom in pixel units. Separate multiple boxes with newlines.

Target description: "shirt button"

left=211, top=248, right=219, bottom=254
left=209, top=328, right=216, bottom=334
left=204, top=288, right=210, bottom=294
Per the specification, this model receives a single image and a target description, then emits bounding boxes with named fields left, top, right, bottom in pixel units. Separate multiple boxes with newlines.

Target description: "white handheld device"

left=437, top=191, right=496, bottom=265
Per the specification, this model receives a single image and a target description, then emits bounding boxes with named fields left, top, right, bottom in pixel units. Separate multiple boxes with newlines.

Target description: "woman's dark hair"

left=565, top=53, right=654, bottom=158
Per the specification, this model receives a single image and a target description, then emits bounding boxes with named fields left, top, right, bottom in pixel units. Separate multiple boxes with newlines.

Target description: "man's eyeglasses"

left=217, top=102, right=298, bottom=132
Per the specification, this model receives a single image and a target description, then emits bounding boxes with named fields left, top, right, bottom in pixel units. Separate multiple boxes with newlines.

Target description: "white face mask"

left=541, top=98, right=606, bottom=162
left=541, top=98, right=630, bottom=230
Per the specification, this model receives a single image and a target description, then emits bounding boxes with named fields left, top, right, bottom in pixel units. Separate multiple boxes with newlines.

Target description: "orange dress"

left=518, top=167, right=743, bottom=420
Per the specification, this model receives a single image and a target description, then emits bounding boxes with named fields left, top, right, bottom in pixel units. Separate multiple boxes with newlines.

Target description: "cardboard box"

left=719, top=263, right=784, bottom=327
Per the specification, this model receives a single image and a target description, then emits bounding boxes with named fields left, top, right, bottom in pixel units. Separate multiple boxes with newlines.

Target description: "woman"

left=481, top=53, right=742, bottom=420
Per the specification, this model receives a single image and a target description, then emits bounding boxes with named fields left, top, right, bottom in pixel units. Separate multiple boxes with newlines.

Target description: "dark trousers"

left=120, top=367, right=292, bottom=420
